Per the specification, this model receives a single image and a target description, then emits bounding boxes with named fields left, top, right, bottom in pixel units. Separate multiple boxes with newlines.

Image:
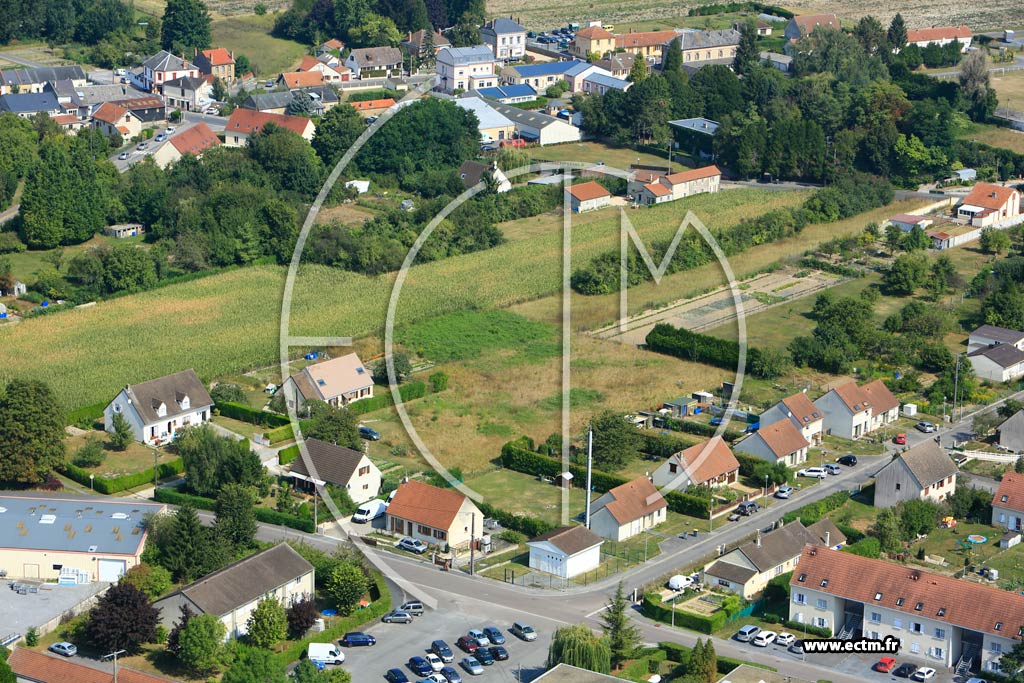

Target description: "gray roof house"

left=0, top=65, right=86, bottom=94
left=480, top=17, right=527, bottom=61
left=287, top=437, right=382, bottom=503
left=242, top=87, right=338, bottom=115
left=103, top=369, right=214, bottom=447
left=345, top=47, right=403, bottom=78
left=152, top=544, right=314, bottom=638
left=0, top=92, right=61, bottom=117
left=998, top=410, right=1024, bottom=452
left=487, top=99, right=582, bottom=145
left=873, top=441, right=958, bottom=508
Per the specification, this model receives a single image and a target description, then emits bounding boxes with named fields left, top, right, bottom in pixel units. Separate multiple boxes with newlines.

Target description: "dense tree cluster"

left=0, top=379, right=65, bottom=484
left=0, top=115, right=38, bottom=213
left=176, top=423, right=269, bottom=498
left=143, top=504, right=234, bottom=582
left=0, top=0, right=134, bottom=45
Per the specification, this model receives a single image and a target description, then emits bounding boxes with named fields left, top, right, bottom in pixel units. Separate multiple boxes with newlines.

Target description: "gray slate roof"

left=703, top=560, right=757, bottom=583
left=459, top=160, right=490, bottom=188
left=488, top=100, right=567, bottom=129
left=733, top=520, right=847, bottom=573
left=168, top=544, right=313, bottom=617
left=971, top=324, right=1024, bottom=345
left=0, top=92, right=60, bottom=114
left=144, top=50, right=190, bottom=72
left=438, top=45, right=495, bottom=65
left=65, top=84, right=150, bottom=108
left=0, top=65, right=85, bottom=87
left=481, top=17, right=526, bottom=36
left=348, top=47, right=403, bottom=67
left=289, top=438, right=367, bottom=486
left=969, top=343, right=1024, bottom=368
left=890, top=440, right=959, bottom=488
left=164, top=75, right=207, bottom=91
left=528, top=525, right=603, bottom=555
left=122, top=369, right=213, bottom=424
left=674, top=28, right=741, bottom=49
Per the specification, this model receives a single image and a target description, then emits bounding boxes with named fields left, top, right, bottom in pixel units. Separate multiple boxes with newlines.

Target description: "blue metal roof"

left=511, top=60, right=584, bottom=77
left=478, top=84, right=537, bottom=100
left=564, top=62, right=593, bottom=77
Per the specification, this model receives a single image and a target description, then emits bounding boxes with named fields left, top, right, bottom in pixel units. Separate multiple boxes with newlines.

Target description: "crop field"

left=210, top=14, right=305, bottom=76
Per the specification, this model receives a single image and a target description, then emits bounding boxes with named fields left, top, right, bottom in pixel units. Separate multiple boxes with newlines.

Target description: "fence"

left=957, top=449, right=1022, bottom=463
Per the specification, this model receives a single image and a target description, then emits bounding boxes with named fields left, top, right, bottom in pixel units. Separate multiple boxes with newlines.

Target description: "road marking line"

left=586, top=605, right=611, bottom=617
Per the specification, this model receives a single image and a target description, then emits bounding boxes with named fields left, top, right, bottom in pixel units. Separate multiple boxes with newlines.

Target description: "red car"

left=875, top=657, right=897, bottom=673
left=894, top=433, right=907, bottom=445
left=499, top=138, right=526, bottom=148
left=456, top=635, right=479, bottom=653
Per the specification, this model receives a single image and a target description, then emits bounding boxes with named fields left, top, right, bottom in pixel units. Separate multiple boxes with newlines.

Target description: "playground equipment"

left=941, top=516, right=957, bottom=528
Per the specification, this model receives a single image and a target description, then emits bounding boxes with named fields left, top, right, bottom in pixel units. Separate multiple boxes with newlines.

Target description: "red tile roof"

left=201, top=47, right=234, bottom=66
left=993, top=472, right=1024, bottom=513
left=577, top=26, right=614, bottom=40
left=861, top=379, right=899, bottom=415
left=791, top=546, right=1024, bottom=639
left=322, top=38, right=345, bottom=50
left=225, top=108, right=313, bottom=137
left=907, top=25, right=972, bottom=43
left=831, top=381, right=872, bottom=414
left=298, top=55, right=323, bottom=72
left=962, top=182, right=1020, bottom=212
left=671, top=436, right=740, bottom=484
left=280, top=71, right=324, bottom=88
left=616, top=30, right=681, bottom=49
left=92, top=101, right=128, bottom=124
left=170, top=122, right=219, bottom=156
left=387, top=479, right=469, bottom=531
left=643, top=181, right=671, bottom=197
left=780, top=391, right=821, bottom=425
left=350, top=98, right=395, bottom=111
left=9, top=648, right=180, bottom=683
left=755, top=418, right=809, bottom=459
left=568, top=180, right=611, bottom=202
left=598, top=476, right=667, bottom=525
left=792, top=14, right=840, bottom=35
left=663, top=165, right=721, bottom=185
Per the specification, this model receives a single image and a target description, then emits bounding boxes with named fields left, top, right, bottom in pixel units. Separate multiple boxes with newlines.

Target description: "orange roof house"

left=386, top=479, right=483, bottom=548
left=350, top=98, right=395, bottom=116
left=588, top=476, right=667, bottom=541
left=906, top=25, right=972, bottom=45
left=223, top=108, right=315, bottom=146
left=278, top=71, right=325, bottom=89
left=653, top=436, right=740, bottom=490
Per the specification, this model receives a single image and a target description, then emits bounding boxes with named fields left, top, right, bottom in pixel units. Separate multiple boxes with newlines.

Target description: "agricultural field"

left=991, top=68, right=1024, bottom=112
left=210, top=14, right=305, bottom=76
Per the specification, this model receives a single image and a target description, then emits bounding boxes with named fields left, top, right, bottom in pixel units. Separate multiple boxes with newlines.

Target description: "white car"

left=774, top=633, right=796, bottom=647
left=426, top=653, right=444, bottom=672
left=752, top=631, right=777, bottom=647
left=797, top=467, right=827, bottom=479
left=668, top=574, right=693, bottom=591
left=467, top=629, right=490, bottom=646
left=910, top=668, right=936, bottom=681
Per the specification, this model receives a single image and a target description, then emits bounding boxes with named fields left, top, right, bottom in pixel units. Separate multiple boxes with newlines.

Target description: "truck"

left=308, top=643, right=345, bottom=667
left=352, top=499, right=388, bottom=523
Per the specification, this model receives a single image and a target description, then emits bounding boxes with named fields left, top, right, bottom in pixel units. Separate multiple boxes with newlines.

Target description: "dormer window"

left=874, top=592, right=883, bottom=601
left=797, top=573, right=807, bottom=582
left=820, top=579, right=828, bottom=588
left=153, top=399, right=166, bottom=417
left=995, top=622, right=1003, bottom=631
left=937, top=607, right=946, bottom=616
left=915, top=602, right=923, bottom=611
left=896, top=598, right=904, bottom=606
left=1002, top=495, right=1009, bottom=503
left=176, top=391, right=190, bottom=410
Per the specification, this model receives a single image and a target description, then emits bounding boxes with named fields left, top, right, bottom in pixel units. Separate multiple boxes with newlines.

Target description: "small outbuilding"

left=527, top=525, right=603, bottom=579
left=567, top=181, right=611, bottom=213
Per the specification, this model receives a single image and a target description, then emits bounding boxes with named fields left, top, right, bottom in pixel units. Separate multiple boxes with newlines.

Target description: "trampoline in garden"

left=967, top=535, right=988, bottom=544
left=321, top=609, right=338, bottom=617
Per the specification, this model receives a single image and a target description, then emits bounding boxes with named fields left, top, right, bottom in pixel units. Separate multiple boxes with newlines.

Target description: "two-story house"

left=435, top=46, right=498, bottom=94
left=287, top=438, right=381, bottom=504
left=814, top=381, right=874, bottom=440
left=587, top=477, right=667, bottom=541
left=480, top=17, right=527, bottom=62
left=616, top=29, right=682, bottom=61
left=957, top=182, right=1022, bottom=228
left=194, top=47, right=236, bottom=82
left=661, top=28, right=741, bottom=68
left=906, top=25, right=973, bottom=51
left=387, top=479, right=483, bottom=548
left=862, top=380, right=900, bottom=433
left=968, top=324, right=1024, bottom=383
left=790, top=545, right=1024, bottom=674
left=345, top=47, right=403, bottom=79
left=223, top=108, right=315, bottom=147
left=140, top=50, right=199, bottom=93
left=651, top=436, right=739, bottom=492
left=873, top=441, right=958, bottom=508
left=783, top=14, right=840, bottom=41
left=401, top=29, right=451, bottom=59
left=571, top=26, right=615, bottom=60
left=992, top=472, right=1024, bottom=532
left=103, top=369, right=214, bottom=446
left=502, top=60, right=583, bottom=89
left=280, top=352, right=373, bottom=413
left=735, top=417, right=809, bottom=467
left=758, top=391, right=823, bottom=445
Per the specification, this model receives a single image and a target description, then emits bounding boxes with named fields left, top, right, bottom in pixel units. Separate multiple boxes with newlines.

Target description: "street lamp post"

left=104, top=649, right=127, bottom=683
left=89, top=474, right=94, bottom=491
left=764, top=474, right=769, bottom=507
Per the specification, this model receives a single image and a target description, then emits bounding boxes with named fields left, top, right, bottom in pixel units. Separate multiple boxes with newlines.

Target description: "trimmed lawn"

left=463, top=468, right=589, bottom=526
left=527, top=141, right=692, bottom=172
left=213, top=414, right=262, bottom=439
left=991, top=68, right=1024, bottom=110
left=64, top=429, right=176, bottom=479
left=211, top=14, right=305, bottom=76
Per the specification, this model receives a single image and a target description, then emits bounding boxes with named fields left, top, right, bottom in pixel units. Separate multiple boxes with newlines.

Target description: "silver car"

left=460, top=657, right=484, bottom=675
left=49, top=642, right=77, bottom=657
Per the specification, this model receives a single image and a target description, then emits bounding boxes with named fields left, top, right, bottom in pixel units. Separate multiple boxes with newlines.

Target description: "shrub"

left=429, top=371, right=448, bottom=392
left=61, top=459, right=185, bottom=494
left=265, top=423, right=296, bottom=445
left=73, top=437, right=106, bottom=468
left=215, top=401, right=290, bottom=427
left=152, top=487, right=316, bottom=533
left=476, top=500, right=554, bottom=538
left=278, top=444, right=299, bottom=465
left=641, top=594, right=725, bottom=633
left=498, top=529, right=526, bottom=545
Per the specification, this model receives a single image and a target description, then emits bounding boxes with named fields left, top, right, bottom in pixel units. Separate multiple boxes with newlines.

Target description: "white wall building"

left=436, top=46, right=498, bottom=94
left=527, top=525, right=603, bottom=579
left=103, top=369, right=213, bottom=446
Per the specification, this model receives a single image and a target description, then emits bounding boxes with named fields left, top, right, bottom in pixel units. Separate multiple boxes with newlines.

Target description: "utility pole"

left=584, top=425, right=594, bottom=529
left=104, top=649, right=127, bottom=683
left=313, top=487, right=318, bottom=533
left=953, top=355, right=961, bottom=422
left=469, top=513, right=475, bottom=575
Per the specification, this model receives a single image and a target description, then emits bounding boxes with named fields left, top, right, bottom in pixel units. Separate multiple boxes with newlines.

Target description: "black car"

left=893, top=663, right=918, bottom=678
left=837, top=454, right=857, bottom=466
left=431, top=640, right=455, bottom=663
left=736, top=501, right=760, bottom=516
left=359, top=425, right=381, bottom=440
left=408, top=656, right=432, bottom=677
left=475, top=648, right=495, bottom=665
left=488, top=646, right=509, bottom=661
left=385, top=669, right=410, bottom=683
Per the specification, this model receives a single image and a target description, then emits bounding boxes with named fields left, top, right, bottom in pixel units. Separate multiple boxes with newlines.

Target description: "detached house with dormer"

left=992, top=473, right=1024, bottom=532
left=387, top=479, right=483, bottom=549
left=651, top=436, right=739, bottom=492
left=280, top=352, right=373, bottom=413
left=759, top=391, right=824, bottom=445
left=103, top=369, right=214, bottom=446
left=345, top=47, right=403, bottom=78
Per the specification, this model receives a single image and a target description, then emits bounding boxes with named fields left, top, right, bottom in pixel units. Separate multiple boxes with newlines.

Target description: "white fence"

left=956, top=449, right=1022, bottom=463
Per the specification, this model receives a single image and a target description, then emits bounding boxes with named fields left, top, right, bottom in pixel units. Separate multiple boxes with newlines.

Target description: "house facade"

left=287, top=438, right=381, bottom=504
left=734, top=418, right=809, bottom=467
left=386, top=480, right=483, bottom=549
left=615, top=29, right=681, bottom=61
left=162, top=75, right=211, bottom=112
left=814, top=382, right=874, bottom=440
left=580, top=73, right=631, bottom=95
left=151, top=122, right=220, bottom=169
left=103, top=369, right=213, bottom=446
left=153, top=544, right=314, bottom=639
left=572, top=26, right=615, bottom=60
left=906, top=25, right=973, bottom=51
left=223, top=108, right=315, bottom=147
left=789, top=546, right=1023, bottom=674
left=863, top=379, right=900, bottom=432
left=0, top=65, right=86, bottom=95
left=194, top=47, right=236, bottom=82
left=436, top=46, right=498, bottom=94
left=280, top=352, right=373, bottom=413
left=588, top=477, right=667, bottom=541
left=873, top=441, right=958, bottom=509
left=527, top=525, right=603, bottom=579
left=488, top=100, right=581, bottom=145
left=568, top=181, right=611, bottom=212
left=0, top=92, right=61, bottom=118
left=991, top=473, right=1024, bottom=532
left=297, top=55, right=349, bottom=83
left=651, top=436, right=739, bottom=491
left=663, top=28, right=741, bottom=67
left=957, top=182, right=1022, bottom=227
left=90, top=102, right=142, bottom=138
left=502, top=60, right=582, bottom=88
left=783, top=14, right=840, bottom=41
left=345, top=47, right=403, bottom=78
left=480, top=17, right=527, bottom=62
left=759, top=391, right=824, bottom=445
left=140, top=51, right=199, bottom=93
left=997, top=410, right=1024, bottom=452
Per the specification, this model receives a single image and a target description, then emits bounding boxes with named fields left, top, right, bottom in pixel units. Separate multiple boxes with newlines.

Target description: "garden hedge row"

left=642, top=593, right=726, bottom=633
left=348, top=380, right=428, bottom=416
left=66, top=402, right=106, bottom=427
left=781, top=490, right=851, bottom=525
left=265, top=423, right=298, bottom=445
left=656, top=642, right=777, bottom=675
left=62, top=458, right=184, bottom=495
left=215, top=401, right=290, bottom=427
left=476, top=500, right=555, bottom=538
left=660, top=416, right=744, bottom=443
left=153, top=487, right=316, bottom=533
left=640, top=432, right=695, bottom=459
left=278, top=444, right=299, bottom=465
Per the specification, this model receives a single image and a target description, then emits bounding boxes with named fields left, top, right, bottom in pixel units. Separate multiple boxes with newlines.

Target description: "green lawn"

left=463, top=468, right=589, bottom=526
left=65, top=428, right=177, bottom=479
left=527, top=141, right=691, bottom=172
left=211, top=14, right=305, bottom=77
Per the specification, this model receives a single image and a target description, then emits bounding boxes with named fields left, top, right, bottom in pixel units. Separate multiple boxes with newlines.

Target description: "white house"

left=280, top=352, right=374, bottom=413
left=287, top=438, right=381, bottom=504
left=223, top=108, right=315, bottom=147
left=887, top=213, right=934, bottom=232
left=790, top=546, right=1023, bottom=674
left=873, top=440, right=958, bottom=509
left=458, top=159, right=512, bottom=192
left=957, top=182, right=1022, bottom=228
left=967, top=324, right=1024, bottom=382
left=651, top=436, right=739, bottom=491
left=386, top=479, right=483, bottom=549
left=345, top=47, right=403, bottom=78
left=862, top=380, right=900, bottom=433
left=735, top=418, right=809, bottom=467
left=479, top=17, right=527, bottom=62
left=527, top=525, right=603, bottom=579
left=436, top=46, right=498, bottom=94
left=991, top=472, right=1024, bottom=532
left=139, top=50, right=200, bottom=93
left=488, top=100, right=581, bottom=145
left=103, top=369, right=213, bottom=446
left=567, top=181, right=611, bottom=212
left=814, top=381, right=873, bottom=440
left=906, top=25, right=973, bottom=51
left=758, top=391, right=824, bottom=445
left=997, top=410, right=1024, bottom=452
left=588, top=477, right=667, bottom=541
left=580, top=73, right=631, bottom=96
left=153, top=544, right=314, bottom=640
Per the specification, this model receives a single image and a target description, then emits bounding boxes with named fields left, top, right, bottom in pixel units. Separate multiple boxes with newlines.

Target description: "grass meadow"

left=211, top=14, right=305, bottom=76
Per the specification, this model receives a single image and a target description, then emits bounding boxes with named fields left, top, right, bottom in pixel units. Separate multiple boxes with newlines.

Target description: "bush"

left=476, top=500, right=554, bottom=538
left=780, top=490, right=850, bottom=525
left=348, top=380, right=429, bottom=416
left=61, top=458, right=184, bottom=494
left=498, top=529, right=526, bottom=545
left=73, top=437, right=106, bottom=468
left=152, top=487, right=316, bottom=533
left=265, top=423, right=296, bottom=445
left=429, top=371, right=448, bottom=392
left=215, top=401, right=290, bottom=427
left=278, top=444, right=299, bottom=465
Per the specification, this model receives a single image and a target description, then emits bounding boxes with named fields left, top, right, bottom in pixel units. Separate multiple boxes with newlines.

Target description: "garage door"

left=98, top=559, right=127, bottom=582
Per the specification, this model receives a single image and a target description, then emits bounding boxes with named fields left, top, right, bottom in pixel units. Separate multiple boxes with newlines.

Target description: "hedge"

left=781, top=619, right=832, bottom=638
left=265, top=423, right=298, bottom=445
left=61, top=458, right=185, bottom=495
left=153, top=487, right=316, bottom=533
left=215, top=401, right=290, bottom=427
left=152, top=487, right=215, bottom=511
left=661, top=417, right=744, bottom=443
left=278, top=444, right=299, bottom=465
left=781, top=490, right=850, bottom=525
left=640, top=432, right=694, bottom=459
left=642, top=593, right=725, bottom=633
left=348, top=380, right=428, bottom=416
left=67, top=402, right=106, bottom=428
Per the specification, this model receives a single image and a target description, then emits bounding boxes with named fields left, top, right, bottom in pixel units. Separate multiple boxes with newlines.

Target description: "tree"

left=325, top=561, right=368, bottom=615
left=898, top=499, right=940, bottom=539
left=601, top=582, right=639, bottom=669
left=973, top=411, right=1002, bottom=437
left=73, top=436, right=107, bottom=468
left=996, top=639, right=1024, bottom=682
left=120, top=563, right=172, bottom=598
left=161, top=504, right=213, bottom=582
left=687, top=638, right=716, bottom=682
left=372, top=351, right=412, bottom=384
left=178, top=614, right=227, bottom=674
left=0, top=379, right=65, bottom=484
left=85, top=582, right=160, bottom=654
left=287, top=593, right=319, bottom=638
left=292, top=660, right=353, bottom=682
left=249, top=123, right=323, bottom=196
left=347, top=13, right=401, bottom=48
left=223, top=645, right=287, bottom=683
left=311, top=103, right=364, bottom=167
left=589, top=410, right=642, bottom=471
left=749, top=347, right=790, bottom=379
left=177, top=423, right=267, bottom=497
left=1017, top=456, right=1024, bottom=475
left=547, top=624, right=611, bottom=673
left=215, top=483, right=258, bottom=550
left=884, top=223, right=903, bottom=255
left=980, top=227, right=1011, bottom=254
left=628, top=56, right=647, bottom=83
left=902, top=224, right=931, bottom=251
left=166, top=603, right=195, bottom=655
left=246, top=595, right=287, bottom=648
left=854, top=15, right=886, bottom=56
left=286, top=90, right=316, bottom=117
left=884, top=252, right=930, bottom=295
left=873, top=507, right=903, bottom=553
left=161, top=0, right=212, bottom=50
left=109, top=410, right=134, bottom=450
left=998, top=399, right=1023, bottom=420
left=0, top=646, right=14, bottom=683
left=210, top=382, right=246, bottom=404
left=959, top=51, right=998, bottom=121
left=305, top=402, right=362, bottom=449
left=887, top=13, right=907, bottom=51
left=733, top=21, right=759, bottom=75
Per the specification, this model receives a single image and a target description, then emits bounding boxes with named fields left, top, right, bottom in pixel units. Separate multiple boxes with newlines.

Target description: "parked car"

left=910, top=668, right=936, bottom=681
left=789, top=640, right=804, bottom=654
left=512, top=622, right=537, bottom=641
left=154, top=133, right=167, bottom=142
left=48, top=642, right=77, bottom=657
left=474, top=648, right=495, bottom=665
left=457, top=635, right=479, bottom=653
left=668, top=574, right=693, bottom=590
left=892, top=663, right=918, bottom=678
left=734, top=625, right=761, bottom=642
left=894, top=433, right=907, bottom=445
left=875, top=657, right=897, bottom=673
left=409, top=656, right=433, bottom=677
left=425, top=653, right=444, bottom=672
left=752, top=631, right=777, bottom=647
left=499, top=138, right=525, bottom=148
left=915, top=421, right=936, bottom=433
left=440, top=665, right=463, bottom=683
left=797, top=467, right=827, bottom=478
left=431, top=640, right=454, bottom=663
left=467, top=629, right=490, bottom=646
left=165, top=126, right=175, bottom=133
left=341, top=632, right=376, bottom=646
left=397, top=537, right=428, bottom=554
left=823, top=463, right=841, bottom=475
left=488, top=646, right=509, bottom=661
left=136, top=142, right=148, bottom=151
left=837, top=454, right=858, bottom=466
left=481, top=143, right=498, bottom=152
left=359, top=425, right=381, bottom=440
left=736, top=501, right=760, bottom=516
left=422, top=675, right=448, bottom=683
left=353, top=499, right=387, bottom=523
left=775, top=633, right=796, bottom=647
left=460, top=657, right=484, bottom=676
left=401, top=601, right=425, bottom=615
left=774, top=485, right=794, bottom=499
left=265, top=79, right=275, bottom=88
left=385, top=668, right=410, bottom=683
left=482, top=626, right=505, bottom=645
left=382, top=610, right=413, bottom=623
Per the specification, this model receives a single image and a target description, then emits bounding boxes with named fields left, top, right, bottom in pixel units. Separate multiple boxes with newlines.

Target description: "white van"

left=352, top=499, right=387, bottom=523
left=308, top=642, right=345, bottom=666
